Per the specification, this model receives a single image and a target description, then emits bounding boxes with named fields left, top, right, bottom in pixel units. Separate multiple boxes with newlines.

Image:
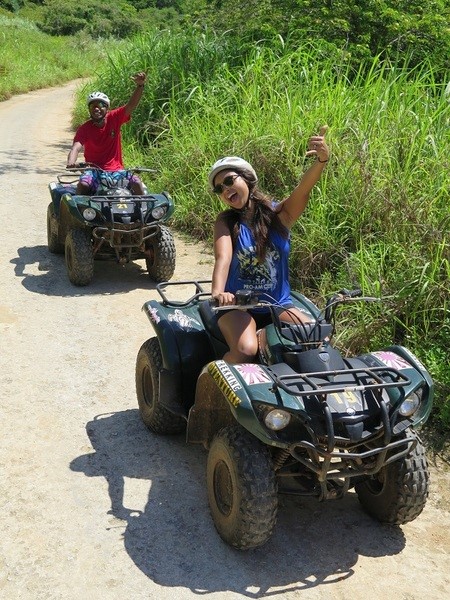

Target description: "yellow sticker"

left=208, top=362, right=241, bottom=407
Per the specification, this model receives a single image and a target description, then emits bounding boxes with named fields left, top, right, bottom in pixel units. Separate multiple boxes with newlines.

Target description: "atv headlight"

left=264, top=409, right=291, bottom=431
left=399, top=390, right=421, bottom=417
left=83, top=207, right=97, bottom=221
left=151, top=206, right=167, bottom=220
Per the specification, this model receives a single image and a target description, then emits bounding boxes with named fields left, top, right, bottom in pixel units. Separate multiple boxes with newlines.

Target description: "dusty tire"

left=135, top=337, right=185, bottom=435
left=207, top=426, right=278, bottom=550
left=65, top=228, right=94, bottom=286
left=145, top=225, right=176, bottom=283
left=356, top=429, right=429, bottom=524
left=47, top=203, right=64, bottom=254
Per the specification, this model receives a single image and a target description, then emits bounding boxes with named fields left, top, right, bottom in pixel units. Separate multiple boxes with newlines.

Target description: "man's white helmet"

left=208, top=156, right=258, bottom=190
left=87, top=91, right=110, bottom=107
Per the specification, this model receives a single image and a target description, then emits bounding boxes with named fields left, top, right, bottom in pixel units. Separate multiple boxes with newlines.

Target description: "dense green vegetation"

left=2, top=1, right=450, bottom=77
left=1, top=2, right=448, bottom=433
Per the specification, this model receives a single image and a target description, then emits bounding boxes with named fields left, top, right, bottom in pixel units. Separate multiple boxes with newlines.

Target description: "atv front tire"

left=47, top=203, right=64, bottom=254
left=145, top=225, right=176, bottom=283
left=356, top=429, right=429, bottom=524
left=207, top=425, right=278, bottom=550
left=65, top=228, right=94, bottom=286
left=136, top=337, right=185, bottom=434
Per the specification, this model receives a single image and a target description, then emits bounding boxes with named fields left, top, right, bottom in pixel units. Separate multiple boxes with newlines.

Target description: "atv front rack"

left=87, top=196, right=166, bottom=252
left=269, top=366, right=410, bottom=398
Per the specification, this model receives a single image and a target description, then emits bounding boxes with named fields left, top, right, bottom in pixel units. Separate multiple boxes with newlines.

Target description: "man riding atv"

left=66, top=71, right=147, bottom=196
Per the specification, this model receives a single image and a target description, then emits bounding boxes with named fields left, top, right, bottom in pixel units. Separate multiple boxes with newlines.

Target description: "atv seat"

left=49, top=182, right=76, bottom=214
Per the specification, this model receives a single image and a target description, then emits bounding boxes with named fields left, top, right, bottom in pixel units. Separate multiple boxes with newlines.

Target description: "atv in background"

left=47, top=164, right=176, bottom=286
left=136, top=281, right=433, bottom=550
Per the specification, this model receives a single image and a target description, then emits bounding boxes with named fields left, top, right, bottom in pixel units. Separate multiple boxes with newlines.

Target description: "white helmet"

left=208, top=156, right=258, bottom=190
left=87, top=91, right=110, bottom=107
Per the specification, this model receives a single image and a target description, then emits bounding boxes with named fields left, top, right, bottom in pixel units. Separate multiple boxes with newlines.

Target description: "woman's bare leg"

left=217, top=310, right=258, bottom=364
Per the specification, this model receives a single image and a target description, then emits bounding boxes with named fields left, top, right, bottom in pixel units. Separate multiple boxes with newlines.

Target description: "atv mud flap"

left=158, top=368, right=187, bottom=418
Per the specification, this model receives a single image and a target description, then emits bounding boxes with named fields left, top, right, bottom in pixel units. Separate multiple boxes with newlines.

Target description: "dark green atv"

left=136, top=281, right=433, bottom=550
left=47, top=165, right=176, bottom=286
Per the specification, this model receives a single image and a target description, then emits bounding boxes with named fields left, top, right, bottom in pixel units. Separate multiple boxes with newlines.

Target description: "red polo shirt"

left=73, top=106, right=130, bottom=171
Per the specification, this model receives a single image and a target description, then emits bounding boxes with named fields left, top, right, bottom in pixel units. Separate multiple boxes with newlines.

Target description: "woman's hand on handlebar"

left=212, top=291, right=236, bottom=306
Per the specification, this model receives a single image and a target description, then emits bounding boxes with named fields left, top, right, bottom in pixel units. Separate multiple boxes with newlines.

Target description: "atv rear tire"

left=136, top=337, right=185, bottom=434
left=47, top=203, right=64, bottom=254
left=65, top=228, right=94, bottom=286
left=145, top=225, right=176, bottom=283
left=207, top=425, right=278, bottom=550
left=356, top=429, right=429, bottom=524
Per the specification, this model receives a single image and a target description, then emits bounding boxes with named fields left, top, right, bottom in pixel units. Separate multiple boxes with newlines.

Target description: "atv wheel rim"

left=365, top=470, right=386, bottom=495
left=213, top=460, right=233, bottom=517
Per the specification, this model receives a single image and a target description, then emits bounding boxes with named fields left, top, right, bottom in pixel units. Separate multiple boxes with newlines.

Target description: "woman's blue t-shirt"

left=225, top=221, right=292, bottom=306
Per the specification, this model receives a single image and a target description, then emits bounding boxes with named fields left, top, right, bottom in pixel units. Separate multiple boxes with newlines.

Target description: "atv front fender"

left=187, top=360, right=293, bottom=449
left=362, top=345, right=434, bottom=427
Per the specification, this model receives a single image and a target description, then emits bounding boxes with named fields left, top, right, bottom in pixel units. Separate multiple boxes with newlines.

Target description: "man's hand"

left=131, top=72, right=147, bottom=87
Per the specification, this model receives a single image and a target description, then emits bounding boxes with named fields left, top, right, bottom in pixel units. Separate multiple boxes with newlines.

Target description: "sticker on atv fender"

left=208, top=361, right=242, bottom=407
left=168, top=309, right=201, bottom=330
left=234, top=363, right=272, bottom=385
left=147, top=306, right=160, bottom=324
left=371, top=351, right=411, bottom=370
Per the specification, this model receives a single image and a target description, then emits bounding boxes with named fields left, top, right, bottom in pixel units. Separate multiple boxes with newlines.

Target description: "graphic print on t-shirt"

left=235, top=244, right=279, bottom=292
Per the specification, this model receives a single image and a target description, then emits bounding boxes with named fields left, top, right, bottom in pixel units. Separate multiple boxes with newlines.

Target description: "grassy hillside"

left=0, top=13, right=102, bottom=100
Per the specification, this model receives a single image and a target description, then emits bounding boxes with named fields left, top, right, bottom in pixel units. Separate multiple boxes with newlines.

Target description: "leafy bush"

left=38, top=0, right=142, bottom=38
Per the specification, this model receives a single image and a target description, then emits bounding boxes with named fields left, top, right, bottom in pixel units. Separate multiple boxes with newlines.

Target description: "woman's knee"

left=233, top=336, right=258, bottom=360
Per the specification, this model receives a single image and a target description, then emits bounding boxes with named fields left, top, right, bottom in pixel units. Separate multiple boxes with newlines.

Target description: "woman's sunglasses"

left=212, top=174, right=240, bottom=194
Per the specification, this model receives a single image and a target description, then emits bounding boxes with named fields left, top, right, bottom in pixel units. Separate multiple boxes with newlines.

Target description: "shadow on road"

left=11, top=245, right=157, bottom=296
left=71, top=410, right=406, bottom=598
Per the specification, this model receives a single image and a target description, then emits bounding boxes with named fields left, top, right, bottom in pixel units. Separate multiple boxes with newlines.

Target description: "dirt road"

left=0, top=82, right=448, bottom=600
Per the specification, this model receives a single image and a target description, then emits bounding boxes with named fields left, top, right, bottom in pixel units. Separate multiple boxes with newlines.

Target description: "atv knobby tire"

left=356, top=429, right=429, bottom=524
left=65, top=228, right=94, bottom=286
left=47, top=203, right=64, bottom=254
left=145, top=225, right=176, bottom=283
left=207, top=425, right=278, bottom=550
left=136, top=337, right=185, bottom=434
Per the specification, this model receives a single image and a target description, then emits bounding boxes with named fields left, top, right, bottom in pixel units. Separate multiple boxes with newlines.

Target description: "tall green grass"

left=69, top=31, right=450, bottom=430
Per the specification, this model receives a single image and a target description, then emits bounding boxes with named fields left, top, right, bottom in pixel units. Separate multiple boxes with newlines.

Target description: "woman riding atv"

left=209, top=125, right=330, bottom=364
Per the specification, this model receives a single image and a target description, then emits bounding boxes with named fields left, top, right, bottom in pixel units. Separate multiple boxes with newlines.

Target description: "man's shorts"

left=79, top=169, right=142, bottom=194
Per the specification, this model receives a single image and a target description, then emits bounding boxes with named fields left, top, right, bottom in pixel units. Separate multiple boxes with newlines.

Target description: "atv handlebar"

left=156, top=280, right=213, bottom=307
left=154, top=282, right=381, bottom=318
left=66, top=162, right=157, bottom=174
left=324, top=289, right=381, bottom=322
